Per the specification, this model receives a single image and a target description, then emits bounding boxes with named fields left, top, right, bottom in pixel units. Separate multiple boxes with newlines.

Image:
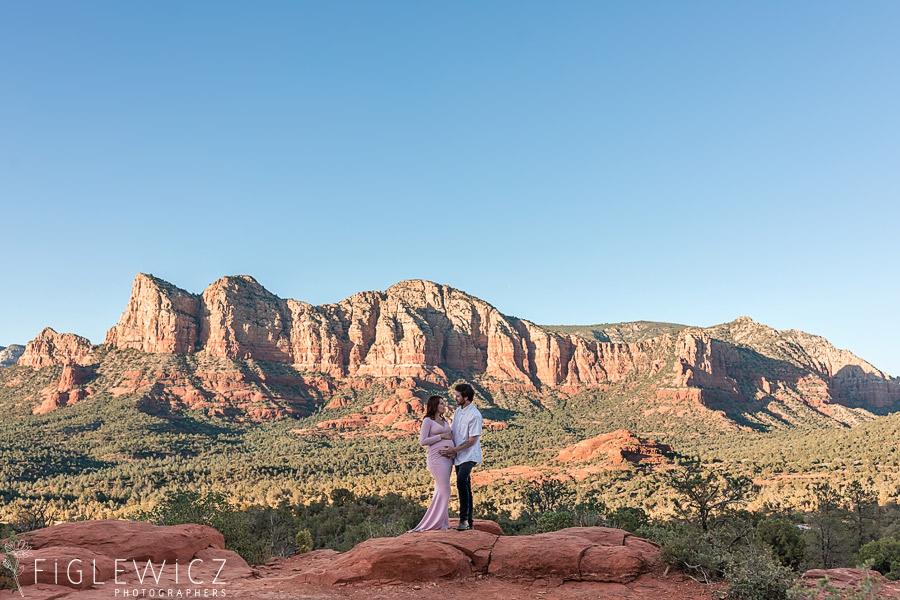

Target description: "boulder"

left=306, top=536, right=474, bottom=584
left=488, top=532, right=589, bottom=580
left=407, top=529, right=497, bottom=571
left=19, top=546, right=116, bottom=590
left=579, top=545, right=646, bottom=583
left=14, top=519, right=224, bottom=563
left=449, top=518, right=505, bottom=536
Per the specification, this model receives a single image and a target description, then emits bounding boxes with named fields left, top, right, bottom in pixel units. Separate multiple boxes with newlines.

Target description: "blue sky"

left=1, top=2, right=898, bottom=375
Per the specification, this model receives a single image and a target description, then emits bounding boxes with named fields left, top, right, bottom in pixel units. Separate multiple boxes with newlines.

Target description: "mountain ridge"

left=6, top=273, right=899, bottom=428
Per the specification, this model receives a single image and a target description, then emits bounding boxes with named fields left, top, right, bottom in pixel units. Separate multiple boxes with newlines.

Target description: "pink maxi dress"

left=409, top=417, right=453, bottom=531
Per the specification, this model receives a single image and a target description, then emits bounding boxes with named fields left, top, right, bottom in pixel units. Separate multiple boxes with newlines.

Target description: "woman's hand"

left=440, top=432, right=452, bottom=440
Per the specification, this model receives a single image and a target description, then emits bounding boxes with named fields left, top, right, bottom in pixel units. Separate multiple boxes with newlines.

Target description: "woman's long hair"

left=424, top=395, right=444, bottom=421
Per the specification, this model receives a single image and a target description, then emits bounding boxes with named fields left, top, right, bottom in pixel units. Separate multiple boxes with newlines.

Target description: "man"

left=439, top=383, right=483, bottom=531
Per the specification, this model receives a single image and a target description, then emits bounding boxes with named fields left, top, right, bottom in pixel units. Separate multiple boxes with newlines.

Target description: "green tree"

left=842, top=479, right=877, bottom=552
left=536, top=511, right=576, bottom=533
left=858, top=537, right=900, bottom=580
left=805, top=482, right=849, bottom=569
left=666, top=458, right=754, bottom=532
left=519, top=477, right=577, bottom=524
left=756, top=515, right=805, bottom=570
left=295, top=529, right=313, bottom=554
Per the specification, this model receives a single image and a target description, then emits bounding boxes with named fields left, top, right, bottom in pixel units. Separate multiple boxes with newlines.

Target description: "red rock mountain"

left=103, top=273, right=641, bottom=387
left=11, top=273, right=900, bottom=424
left=18, top=327, right=95, bottom=368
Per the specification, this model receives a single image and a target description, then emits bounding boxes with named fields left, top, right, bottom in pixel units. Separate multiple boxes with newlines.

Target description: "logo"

left=2, top=536, right=32, bottom=597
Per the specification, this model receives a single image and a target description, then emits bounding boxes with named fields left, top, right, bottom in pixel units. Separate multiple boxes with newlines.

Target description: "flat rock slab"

left=11, top=519, right=224, bottom=563
left=0, top=519, right=663, bottom=598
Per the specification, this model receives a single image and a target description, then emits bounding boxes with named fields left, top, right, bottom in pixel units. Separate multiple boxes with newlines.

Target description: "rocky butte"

left=8, top=273, right=899, bottom=424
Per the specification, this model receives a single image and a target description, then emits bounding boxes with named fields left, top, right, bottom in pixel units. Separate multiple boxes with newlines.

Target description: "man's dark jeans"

left=456, top=461, right=477, bottom=525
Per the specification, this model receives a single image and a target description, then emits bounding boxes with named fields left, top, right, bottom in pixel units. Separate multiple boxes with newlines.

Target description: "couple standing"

left=410, top=383, right=483, bottom=532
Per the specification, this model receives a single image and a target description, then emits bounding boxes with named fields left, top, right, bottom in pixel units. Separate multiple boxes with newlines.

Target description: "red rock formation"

left=33, top=363, right=95, bottom=414
left=199, top=275, right=294, bottom=362
left=18, top=328, right=95, bottom=368
left=33, top=392, right=69, bottom=414
left=326, top=395, right=352, bottom=409
left=2, top=520, right=250, bottom=596
left=448, top=518, right=506, bottom=536
left=104, top=275, right=668, bottom=390
left=284, top=524, right=657, bottom=585
left=57, top=364, right=90, bottom=391
left=17, top=519, right=225, bottom=563
left=1, top=519, right=721, bottom=600
left=556, top=430, right=673, bottom=465
left=23, top=273, right=895, bottom=421
left=105, top=273, right=201, bottom=353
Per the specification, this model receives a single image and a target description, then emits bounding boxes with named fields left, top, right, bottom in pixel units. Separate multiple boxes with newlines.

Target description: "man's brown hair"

left=454, top=383, right=474, bottom=402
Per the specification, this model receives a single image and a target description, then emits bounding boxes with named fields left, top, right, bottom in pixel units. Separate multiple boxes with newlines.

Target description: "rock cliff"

left=11, top=273, right=899, bottom=422
left=17, top=327, right=94, bottom=368
left=102, top=275, right=682, bottom=390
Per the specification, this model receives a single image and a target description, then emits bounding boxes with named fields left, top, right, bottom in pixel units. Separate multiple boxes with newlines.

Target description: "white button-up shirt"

left=450, top=403, right=483, bottom=466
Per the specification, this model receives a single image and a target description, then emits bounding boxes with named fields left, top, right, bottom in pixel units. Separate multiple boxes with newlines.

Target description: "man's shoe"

left=456, top=520, right=471, bottom=531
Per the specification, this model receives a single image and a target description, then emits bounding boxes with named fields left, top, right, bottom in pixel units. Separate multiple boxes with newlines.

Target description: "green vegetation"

left=2, top=344, right=900, bottom=595
left=541, top=320, right=688, bottom=343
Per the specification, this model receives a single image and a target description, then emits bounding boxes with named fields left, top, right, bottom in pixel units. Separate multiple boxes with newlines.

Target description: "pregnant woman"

left=409, top=395, right=454, bottom=532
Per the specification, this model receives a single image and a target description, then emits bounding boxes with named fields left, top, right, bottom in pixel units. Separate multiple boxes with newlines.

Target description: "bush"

left=857, top=536, right=900, bottom=580
left=642, top=515, right=792, bottom=599
left=609, top=507, right=648, bottom=533
left=519, top=477, right=577, bottom=524
left=724, top=543, right=793, bottom=600
left=295, top=529, right=313, bottom=554
left=134, top=491, right=268, bottom=565
left=536, top=511, right=577, bottom=533
left=644, top=522, right=727, bottom=582
left=757, top=515, right=806, bottom=570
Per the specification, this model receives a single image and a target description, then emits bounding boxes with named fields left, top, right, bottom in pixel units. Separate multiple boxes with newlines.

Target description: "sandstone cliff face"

left=695, top=318, right=900, bottom=410
left=199, top=275, right=294, bottom=362
left=105, top=276, right=672, bottom=390
left=18, top=327, right=95, bottom=368
left=105, top=273, right=200, bottom=353
left=100, top=274, right=900, bottom=416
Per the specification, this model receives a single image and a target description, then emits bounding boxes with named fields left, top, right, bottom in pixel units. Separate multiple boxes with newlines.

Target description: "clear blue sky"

left=2, top=2, right=898, bottom=375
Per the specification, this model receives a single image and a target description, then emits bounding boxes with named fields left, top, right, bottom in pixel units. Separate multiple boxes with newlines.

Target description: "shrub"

left=724, top=543, right=793, bottom=600
left=757, top=515, right=806, bottom=570
left=642, top=515, right=792, bottom=599
left=536, top=511, right=576, bottom=533
left=519, top=477, right=577, bottom=524
left=609, top=507, right=648, bottom=533
left=857, top=536, right=900, bottom=580
left=295, top=529, right=313, bottom=554
left=134, top=491, right=268, bottom=565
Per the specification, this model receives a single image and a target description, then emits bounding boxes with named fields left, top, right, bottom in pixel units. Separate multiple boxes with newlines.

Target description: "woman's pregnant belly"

left=429, top=438, right=453, bottom=456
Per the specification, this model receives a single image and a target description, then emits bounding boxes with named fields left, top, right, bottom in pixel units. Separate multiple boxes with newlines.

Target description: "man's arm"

left=453, top=435, right=479, bottom=453
left=440, top=435, right=479, bottom=457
